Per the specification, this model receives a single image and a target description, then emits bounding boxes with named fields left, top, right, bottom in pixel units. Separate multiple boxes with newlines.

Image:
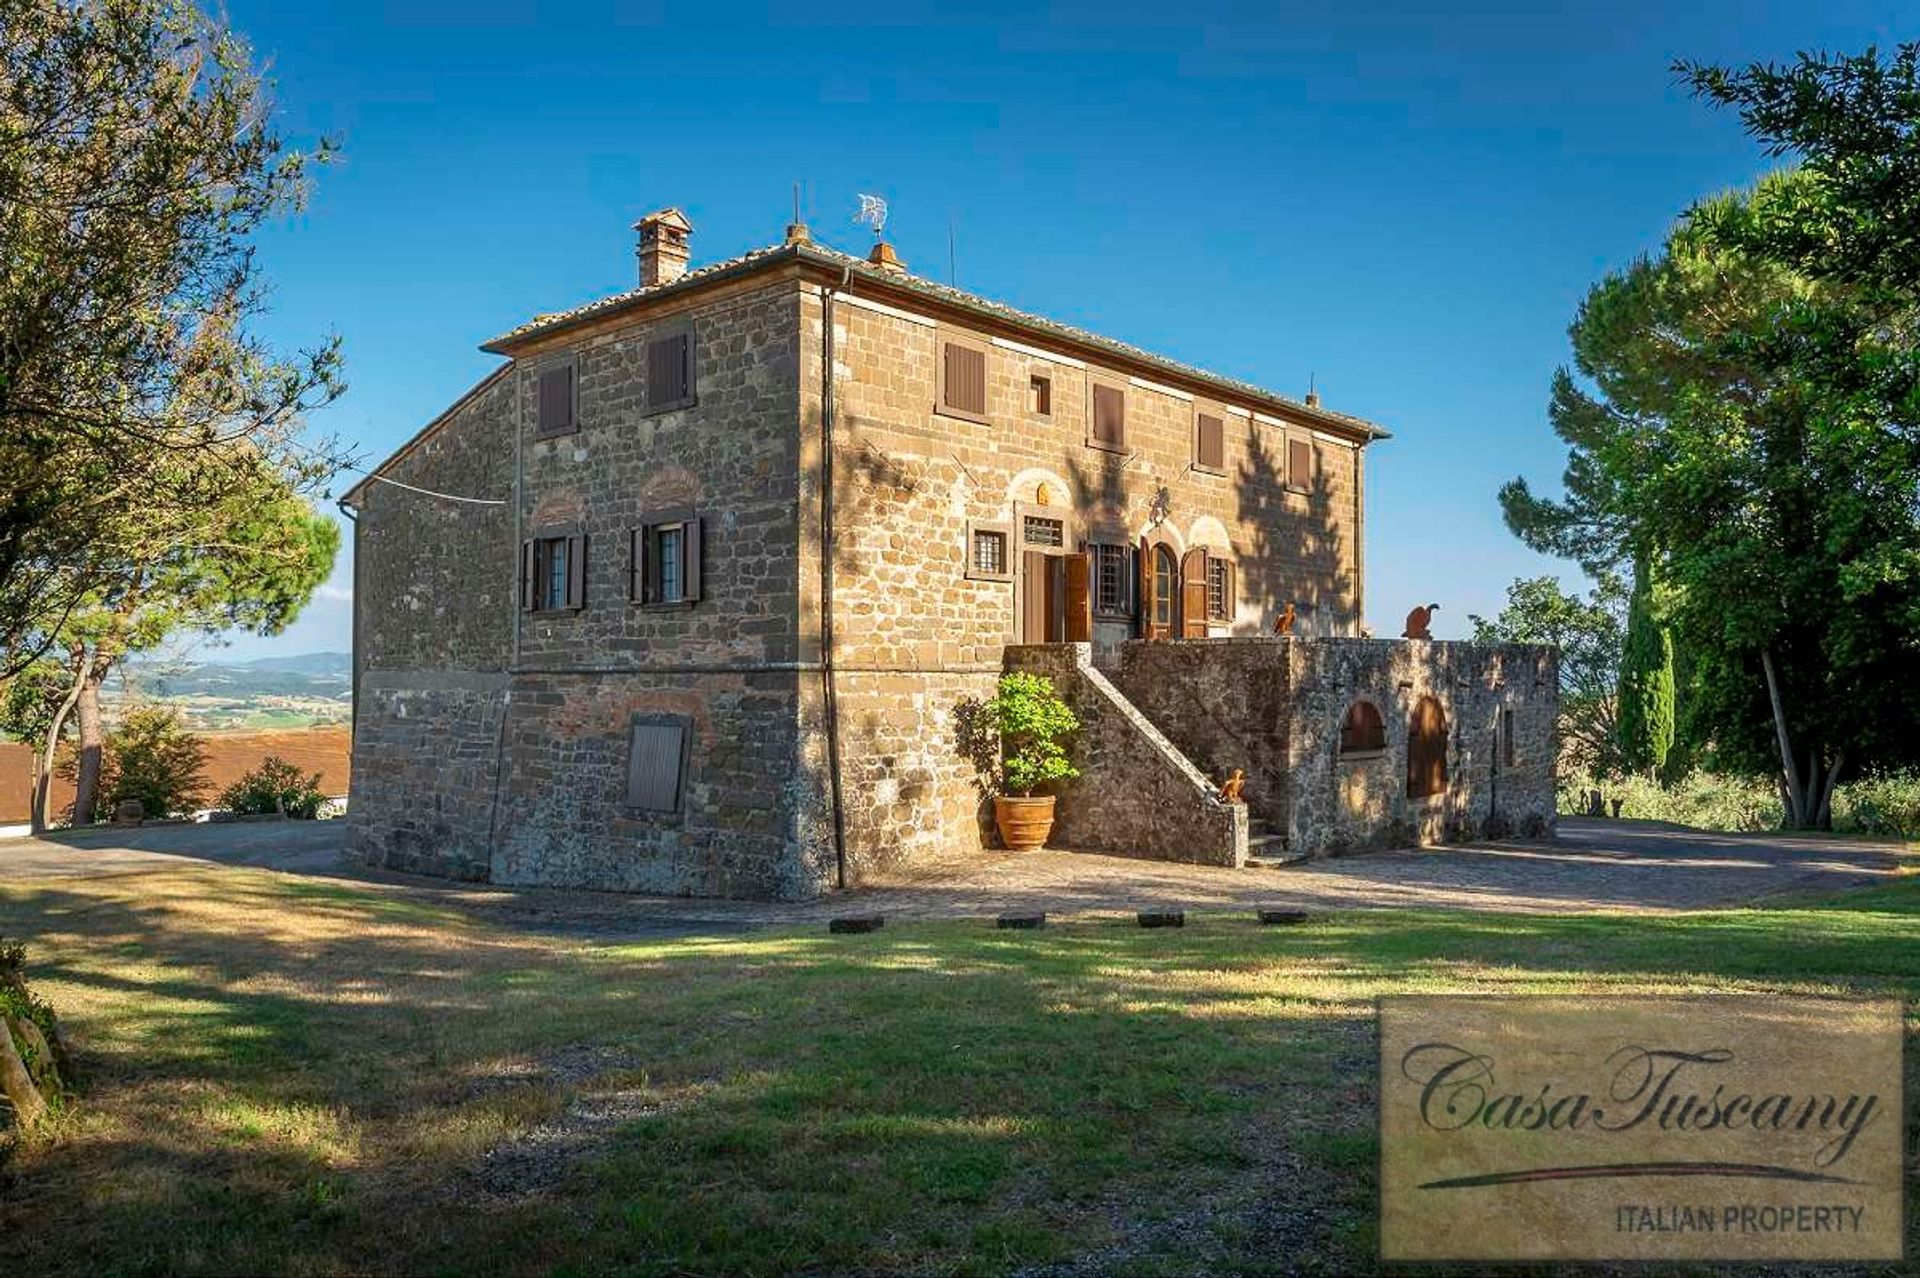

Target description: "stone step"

left=1245, top=831, right=1309, bottom=869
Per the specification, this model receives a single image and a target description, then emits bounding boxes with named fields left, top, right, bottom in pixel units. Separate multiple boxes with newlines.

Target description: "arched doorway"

left=1407, top=696, right=1448, bottom=798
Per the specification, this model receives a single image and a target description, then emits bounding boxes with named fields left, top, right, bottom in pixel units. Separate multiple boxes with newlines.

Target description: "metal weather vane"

left=853, top=193, right=889, bottom=239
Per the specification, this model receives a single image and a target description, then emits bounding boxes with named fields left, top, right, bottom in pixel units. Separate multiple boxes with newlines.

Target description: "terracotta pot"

left=994, top=795, right=1057, bottom=851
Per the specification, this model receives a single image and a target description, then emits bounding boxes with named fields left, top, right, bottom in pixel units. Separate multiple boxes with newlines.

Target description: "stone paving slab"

left=0, top=818, right=1906, bottom=942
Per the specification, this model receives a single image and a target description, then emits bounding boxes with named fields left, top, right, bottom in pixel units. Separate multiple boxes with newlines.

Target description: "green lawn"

left=1, top=865, right=1917, bottom=1276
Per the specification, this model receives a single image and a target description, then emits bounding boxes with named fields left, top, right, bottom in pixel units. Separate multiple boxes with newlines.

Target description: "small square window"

left=964, top=521, right=1013, bottom=582
left=1029, top=374, right=1052, bottom=417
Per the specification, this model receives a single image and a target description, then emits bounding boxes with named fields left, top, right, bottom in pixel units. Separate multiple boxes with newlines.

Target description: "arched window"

left=1151, top=545, right=1178, bottom=638
left=1339, top=701, right=1386, bottom=755
left=1407, top=696, right=1448, bottom=798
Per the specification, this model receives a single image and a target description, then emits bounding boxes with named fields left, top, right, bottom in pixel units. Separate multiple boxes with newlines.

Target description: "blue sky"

left=212, top=0, right=1906, bottom=660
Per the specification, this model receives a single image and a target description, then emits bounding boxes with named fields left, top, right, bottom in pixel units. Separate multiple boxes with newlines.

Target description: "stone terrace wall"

left=1106, top=639, right=1293, bottom=831
left=1004, top=644, right=1245, bottom=866
left=1287, top=639, right=1558, bottom=856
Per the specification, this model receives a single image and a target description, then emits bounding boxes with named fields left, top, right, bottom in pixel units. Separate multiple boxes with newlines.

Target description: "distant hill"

left=115, top=651, right=351, bottom=730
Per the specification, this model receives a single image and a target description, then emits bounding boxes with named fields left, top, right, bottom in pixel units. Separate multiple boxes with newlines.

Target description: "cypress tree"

left=1617, top=556, right=1676, bottom=778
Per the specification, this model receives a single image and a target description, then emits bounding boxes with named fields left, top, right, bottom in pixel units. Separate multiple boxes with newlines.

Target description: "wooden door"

left=1021, top=550, right=1050, bottom=643
left=1064, top=552, right=1092, bottom=643
left=1407, top=696, right=1448, bottom=798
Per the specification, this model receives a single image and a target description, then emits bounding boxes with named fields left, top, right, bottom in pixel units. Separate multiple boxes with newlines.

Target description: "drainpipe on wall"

left=820, top=266, right=852, bottom=889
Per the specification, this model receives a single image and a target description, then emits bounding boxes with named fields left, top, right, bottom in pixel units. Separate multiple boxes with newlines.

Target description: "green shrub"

left=1560, top=768, right=1920, bottom=837
left=219, top=755, right=326, bottom=819
left=978, top=673, right=1081, bottom=798
left=97, top=706, right=207, bottom=820
left=1831, top=773, right=1920, bottom=839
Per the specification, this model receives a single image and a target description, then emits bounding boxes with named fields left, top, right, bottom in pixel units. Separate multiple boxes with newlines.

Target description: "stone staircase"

left=1244, top=817, right=1310, bottom=870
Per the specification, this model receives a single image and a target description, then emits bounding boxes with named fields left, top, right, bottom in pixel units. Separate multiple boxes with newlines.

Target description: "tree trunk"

left=69, top=668, right=105, bottom=827
left=0, top=1017, right=49, bottom=1128
left=1814, top=751, right=1845, bottom=831
left=1760, top=648, right=1806, bottom=828
left=31, top=660, right=85, bottom=836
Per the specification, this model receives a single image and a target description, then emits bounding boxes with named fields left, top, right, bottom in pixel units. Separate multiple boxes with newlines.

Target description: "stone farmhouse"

left=343, top=208, right=1558, bottom=899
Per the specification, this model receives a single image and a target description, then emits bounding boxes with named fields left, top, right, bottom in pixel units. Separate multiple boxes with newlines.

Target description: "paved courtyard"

left=0, top=817, right=1905, bottom=939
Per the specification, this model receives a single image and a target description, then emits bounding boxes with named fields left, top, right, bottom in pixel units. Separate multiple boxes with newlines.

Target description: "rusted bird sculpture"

left=1402, top=602, right=1440, bottom=641
left=1218, top=769, right=1247, bottom=803
left=1272, top=602, right=1296, bottom=636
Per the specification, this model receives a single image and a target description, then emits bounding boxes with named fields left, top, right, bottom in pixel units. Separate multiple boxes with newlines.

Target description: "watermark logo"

left=1378, top=996, right=1903, bottom=1261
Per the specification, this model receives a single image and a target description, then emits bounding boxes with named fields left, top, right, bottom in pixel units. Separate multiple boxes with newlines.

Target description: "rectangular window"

left=964, top=521, right=1013, bottom=582
left=645, top=330, right=695, bottom=413
left=1287, top=436, right=1315, bottom=492
left=1092, top=543, right=1131, bottom=617
left=1029, top=373, right=1052, bottom=416
left=1090, top=383, right=1126, bottom=450
left=625, top=714, right=687, bottom=813
left=632, top=515, right=703, bottom=605
left=1206, top=556, right=1234, bottom=623
left=937, top=333, right=989, bottom=422
left=1194, top=412, right=1225, bottom=473
left=1022, top=515, right=1064, bottom=548
left=536, top=361, right=576, bottom=437
left=522, top=534, right=584, bottom=612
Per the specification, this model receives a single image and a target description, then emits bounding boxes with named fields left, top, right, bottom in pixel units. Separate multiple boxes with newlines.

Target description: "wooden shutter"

left=1136, top=536, right=1153, bottom=638
left=537, top=364, right=573, bottom=435
left=1196, top=413, right=1224, bottom=470
left=648, top=333, right=691, bottom=410
left=1020, top=551, right=1050, bottom=643
left=1064, top=552, right=1091, bottom=643
left=682, top=517, right=703, bottom=602
left=943, top=341, right=987, bottom=416
left=1288, top=436, right=1314, bottom=490
left=1093, top=384, right=1125, bottom=447
left=626, top=718, right=686, bottom=812
left=520, top=540, right=535, bottom=611
left=564, top=534, right=585, bottom=610
left=628, top=528, right=644, bottom=602
left=1179, top=548, right=1208, bottom=637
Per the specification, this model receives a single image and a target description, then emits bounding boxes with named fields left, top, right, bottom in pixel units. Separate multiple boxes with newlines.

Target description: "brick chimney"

left=634, top=208, right=692, bottom=287
left=867, top=240, right=906, bottom=274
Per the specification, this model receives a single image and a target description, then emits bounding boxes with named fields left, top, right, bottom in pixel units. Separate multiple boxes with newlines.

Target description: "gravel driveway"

left=0, top=817, right=1904, bottom=939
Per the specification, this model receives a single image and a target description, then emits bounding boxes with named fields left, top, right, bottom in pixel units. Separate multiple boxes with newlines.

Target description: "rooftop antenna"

left=854, top=193, right=889, bottom=240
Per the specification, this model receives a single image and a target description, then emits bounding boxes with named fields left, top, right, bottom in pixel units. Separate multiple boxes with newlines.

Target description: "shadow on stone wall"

left=1236, top=430, right=1352, bottom=635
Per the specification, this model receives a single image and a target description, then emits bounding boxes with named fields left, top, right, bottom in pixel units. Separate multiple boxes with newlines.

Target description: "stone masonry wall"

left=1107, top=639, right=1293, bottom=830
left=800, top=280, right=1363, bottom=879
left=351, top=274, right=834, bottom=898
left=1286, top=639, right=1558, bottom=856
left=349, top=673, right=507, bottom=881
left=1005, top=644, right=1245, bottom=866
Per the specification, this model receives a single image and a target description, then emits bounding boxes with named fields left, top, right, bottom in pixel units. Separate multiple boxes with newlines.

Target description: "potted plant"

left=981, top=672, right=1081, bottom=850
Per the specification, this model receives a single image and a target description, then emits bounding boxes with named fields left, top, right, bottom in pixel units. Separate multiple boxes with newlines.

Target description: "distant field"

left=0, top=726, right=350, bottom=825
